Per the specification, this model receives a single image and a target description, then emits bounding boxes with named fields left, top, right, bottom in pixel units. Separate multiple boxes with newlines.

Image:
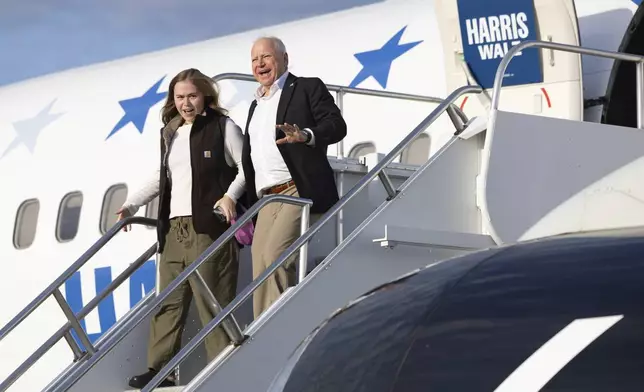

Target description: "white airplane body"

left=0, top=0, right=641, bottom=390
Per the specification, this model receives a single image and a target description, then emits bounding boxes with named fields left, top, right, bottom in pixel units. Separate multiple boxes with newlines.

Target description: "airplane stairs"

left=176, top=93, right=493, bottom=392
left=0, top=82, right=485, bottom=392
left=3, top=40, right=644, bottom=392
left=154, top=50, right=644, bottom=389
left=147, top=41, right=644, bottom=392
left=60, top=83, right=486, bottom=392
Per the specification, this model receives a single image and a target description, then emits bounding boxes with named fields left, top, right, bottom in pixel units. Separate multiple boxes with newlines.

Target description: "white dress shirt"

left=122, top=117, right=246, bottom=218
left=249, top=71, right=315, bottom=197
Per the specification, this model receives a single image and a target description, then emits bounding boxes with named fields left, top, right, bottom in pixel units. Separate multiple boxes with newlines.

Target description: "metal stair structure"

left=0, top=77, right=473, bottom=392
left=159, top=41, right=644, bottom=392
left=172, top=89, right=488, bottom=392
left=137, top=85, right=485, bottom=392
left=60, top=83, right=480, bottom=392
left=3, top=40, right=644, bottom=392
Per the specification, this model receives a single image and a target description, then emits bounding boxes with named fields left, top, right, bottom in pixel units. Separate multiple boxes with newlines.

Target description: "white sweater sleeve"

left=223, top=118, right=246, bottom=202
left=122, top=167, right=160, bottom=215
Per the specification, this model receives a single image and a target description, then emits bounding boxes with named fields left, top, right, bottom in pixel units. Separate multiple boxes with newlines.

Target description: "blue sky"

left=0, top=0, right=379, bottom=86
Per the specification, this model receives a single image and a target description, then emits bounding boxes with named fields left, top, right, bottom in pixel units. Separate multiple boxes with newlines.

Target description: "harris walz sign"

left=456, top=0, right=543, bottom=89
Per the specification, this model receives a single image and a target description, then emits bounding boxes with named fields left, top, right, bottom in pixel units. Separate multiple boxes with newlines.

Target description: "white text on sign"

left=465, top=12, right=530, bottom=60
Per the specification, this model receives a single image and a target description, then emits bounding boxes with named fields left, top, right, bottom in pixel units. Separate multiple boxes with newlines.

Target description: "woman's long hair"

left=161, top=68, right=227, bottom=125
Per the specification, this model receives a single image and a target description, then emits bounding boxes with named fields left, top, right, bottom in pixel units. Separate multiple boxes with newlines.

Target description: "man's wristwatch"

left=302, top=129, right=312, bottom=144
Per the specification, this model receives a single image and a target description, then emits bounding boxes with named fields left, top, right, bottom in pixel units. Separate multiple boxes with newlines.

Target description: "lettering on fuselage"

left=64, top=260, right=156, bottom=345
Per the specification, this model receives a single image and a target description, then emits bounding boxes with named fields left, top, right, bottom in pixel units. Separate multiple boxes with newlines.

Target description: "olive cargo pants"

left=147, top=216, right=238, bottom=371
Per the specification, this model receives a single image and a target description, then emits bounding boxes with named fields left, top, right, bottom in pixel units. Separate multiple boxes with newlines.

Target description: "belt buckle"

left=269, top=180, right=291, bottom=195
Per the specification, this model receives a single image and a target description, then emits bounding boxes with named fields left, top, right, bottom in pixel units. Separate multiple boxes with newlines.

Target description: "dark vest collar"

left=162, top=107, right=220, bottom=152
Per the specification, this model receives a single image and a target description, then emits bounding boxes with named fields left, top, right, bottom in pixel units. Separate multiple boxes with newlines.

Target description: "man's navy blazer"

left=241, top=72, right=347, bottom=214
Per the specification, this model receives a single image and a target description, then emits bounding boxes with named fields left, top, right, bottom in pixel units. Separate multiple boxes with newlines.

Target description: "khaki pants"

left=147, top=216, right=238, bottom=371
left=251, top=184, right=320, bottom=318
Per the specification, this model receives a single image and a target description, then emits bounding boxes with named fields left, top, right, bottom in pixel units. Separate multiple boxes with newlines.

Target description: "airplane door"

left=434, top=0, right=583, bottom=122
left=602, top=2, right=644, bottom=129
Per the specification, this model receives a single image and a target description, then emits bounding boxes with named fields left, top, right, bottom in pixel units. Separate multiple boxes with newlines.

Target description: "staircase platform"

left=373, top=224, right=495, bottom=250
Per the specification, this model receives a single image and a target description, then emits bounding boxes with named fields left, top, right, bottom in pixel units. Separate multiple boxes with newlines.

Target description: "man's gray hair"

left=254, top=36, right=287, bottom=55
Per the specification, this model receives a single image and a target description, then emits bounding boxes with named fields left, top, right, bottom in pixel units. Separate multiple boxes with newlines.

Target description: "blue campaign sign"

left=456, top=0, right=543, bottom=89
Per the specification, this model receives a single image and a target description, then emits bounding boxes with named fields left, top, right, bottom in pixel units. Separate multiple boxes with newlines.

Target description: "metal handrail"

left=213, top=72, right=471, bottom=249
left=213, top=72, right=452, bottom=105
left=0, top=244, right=157, bottom=392
left=42, top=291, right=158, bottom=392
left=0, top=217, right=157, bottom=392
left=142, top=84, right=483, bottom=391
left=482, top=40, right=644, bottom=249
left=212, top=72, right=471, bottom=155
left=0, top=216, right=157, bottom=342
left=189, top=270, right=245, bottom=344
left=53, top=195, right=314, bottom=392
left=490, top=40, right=644, bottom=127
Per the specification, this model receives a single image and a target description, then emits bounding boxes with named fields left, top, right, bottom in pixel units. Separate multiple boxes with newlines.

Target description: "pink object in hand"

left=231, top=217, right=254, bottom=245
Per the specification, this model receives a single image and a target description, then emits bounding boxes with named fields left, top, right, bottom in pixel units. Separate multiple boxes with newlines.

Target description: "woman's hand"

left=214, top=195, right=236, bottom=223
left=115, top=207, right=133, bottom=232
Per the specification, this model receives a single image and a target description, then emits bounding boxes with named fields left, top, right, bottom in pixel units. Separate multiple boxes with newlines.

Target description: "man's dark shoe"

left=128, top=369, right=175, bottom=388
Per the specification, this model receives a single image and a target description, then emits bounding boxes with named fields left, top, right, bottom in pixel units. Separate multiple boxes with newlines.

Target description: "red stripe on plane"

left=541, top=87, right=552, bottom=108
left=460, top=96, right=469, bottom=110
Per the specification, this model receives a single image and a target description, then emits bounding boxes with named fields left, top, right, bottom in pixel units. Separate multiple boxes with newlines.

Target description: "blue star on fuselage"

left=1, top=99, right=64, bottom=158
left=106, top=76, right=167, bottom=140
left=349, top=26, right=423, bottom=89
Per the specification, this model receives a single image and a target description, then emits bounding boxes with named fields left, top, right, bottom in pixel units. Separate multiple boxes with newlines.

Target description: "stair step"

left=127, top=387, right=183, bottom=392
left=373, top=225, right=495, bottom=250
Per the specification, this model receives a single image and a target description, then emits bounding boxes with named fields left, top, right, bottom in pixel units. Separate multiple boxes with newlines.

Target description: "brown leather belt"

left=265, top=180, right=295, bottom=195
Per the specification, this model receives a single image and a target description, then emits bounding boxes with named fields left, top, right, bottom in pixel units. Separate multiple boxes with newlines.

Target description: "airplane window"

left=400, top=133, right=430, bottom=165
left=348, top=142, right=376, bottom=159
left=13, top=199, right=40, bottom=249
left=145, top=196, right=159, bottom=224
left=56, top=191, right=83, bottom=242
left=100, top=184, right=128, bottom=234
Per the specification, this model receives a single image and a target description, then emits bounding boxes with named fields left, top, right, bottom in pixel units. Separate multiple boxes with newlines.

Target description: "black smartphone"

left=213, top=206, right=227, bottom=222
